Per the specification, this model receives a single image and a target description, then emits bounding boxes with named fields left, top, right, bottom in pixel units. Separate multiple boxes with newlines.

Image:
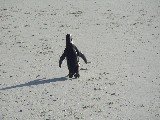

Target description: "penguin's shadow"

left=0, top=76, right=68, bottom=90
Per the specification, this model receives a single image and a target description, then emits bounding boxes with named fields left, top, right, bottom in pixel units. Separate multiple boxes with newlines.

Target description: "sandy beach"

left=0, top=0, right=160, bottom=119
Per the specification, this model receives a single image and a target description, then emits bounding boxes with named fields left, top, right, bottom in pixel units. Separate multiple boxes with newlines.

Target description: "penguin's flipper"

left=72, top=44, right=87, bottom=64
left=59, top=52, right=66, bottom=68
left=79, top=52, right=87, bottom=64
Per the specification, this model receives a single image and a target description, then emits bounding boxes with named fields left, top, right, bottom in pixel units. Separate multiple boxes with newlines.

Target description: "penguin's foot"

left=69, top=73, right=73, bottom=78
left=74, top=73, right=80, bottom=78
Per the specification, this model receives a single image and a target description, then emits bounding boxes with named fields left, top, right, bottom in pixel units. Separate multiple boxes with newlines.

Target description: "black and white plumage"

left=59, top=34, right=87, bottom=78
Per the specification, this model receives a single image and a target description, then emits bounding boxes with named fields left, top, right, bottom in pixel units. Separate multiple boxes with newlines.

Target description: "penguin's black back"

left=64, top=34, right=79, bottom=75
left=65, top=45, right=78, bottom=71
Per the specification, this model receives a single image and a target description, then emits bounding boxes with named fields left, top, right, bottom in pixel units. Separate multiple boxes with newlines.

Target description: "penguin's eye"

left=71, top=39, right=73, bottom=44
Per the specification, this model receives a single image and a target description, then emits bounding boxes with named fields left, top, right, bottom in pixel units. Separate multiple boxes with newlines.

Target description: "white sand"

left=0, top=0, right=160, bottom=119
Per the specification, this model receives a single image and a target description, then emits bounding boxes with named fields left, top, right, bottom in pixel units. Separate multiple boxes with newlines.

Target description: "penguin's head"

left=66, top=34, right=73, bottom=47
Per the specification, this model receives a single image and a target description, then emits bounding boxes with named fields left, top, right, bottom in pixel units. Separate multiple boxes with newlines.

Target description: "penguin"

left=59, top=34, right=87, bottom=78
